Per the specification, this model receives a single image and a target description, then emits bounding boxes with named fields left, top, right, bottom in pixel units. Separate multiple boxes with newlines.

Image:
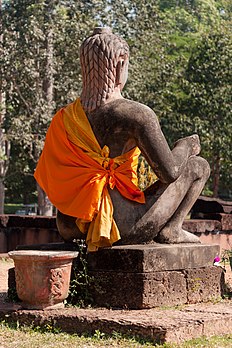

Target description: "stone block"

left=192, top=196, right=232, bottom=214
left=185, top=266, right=225, bottom=303
left=0, top=231, right=7, bottom=253
left=87, top=244, right=224, bottom=309
left=183, top=219, right=222, bottom=233
left=89, top=270, right=187, bottom=309
left=0, top=214, right=57, bottom=228
left=206, top=214, right=232, bottom=231
left=87, top=243, right=220, bottom=273
left=89, top=266, right=224, bottom=309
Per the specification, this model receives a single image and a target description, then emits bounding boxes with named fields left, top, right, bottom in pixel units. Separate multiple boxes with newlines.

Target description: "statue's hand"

left=174, top=134, right=201, bottom=157
left=189, top=134, right=201, bottom=156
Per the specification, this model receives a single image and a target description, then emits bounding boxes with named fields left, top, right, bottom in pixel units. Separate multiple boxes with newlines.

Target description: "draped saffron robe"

left=34, top=98, right=145, bottom=251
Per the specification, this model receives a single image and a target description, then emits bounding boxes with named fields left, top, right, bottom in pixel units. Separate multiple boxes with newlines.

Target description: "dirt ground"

left=0, top=258, right=13, bottom=287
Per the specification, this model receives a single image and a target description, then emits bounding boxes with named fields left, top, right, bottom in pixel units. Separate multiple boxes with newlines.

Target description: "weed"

left=206, top=296, right=224, bottom=304
left=190, top=277, right=202, bottom=292
left=66, top=240, right=94, bottom=307
left=158, top=304, right=187, bottom=311
left=7, top=285, right=20, bottom=303
left=0, top=257, right=13, bottom=263
left=221, top=249, right=232, bottom=273
left=33, top=322, right=62, bottom=334
left=223, top=281, right=232, bottom=299
left=93, top=329, right=106, bottom=340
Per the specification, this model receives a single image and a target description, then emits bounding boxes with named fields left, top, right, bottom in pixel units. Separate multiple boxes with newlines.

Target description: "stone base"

left=21, top=302, right=65, bottom=310
left=87, top=243, right=225, bottom=309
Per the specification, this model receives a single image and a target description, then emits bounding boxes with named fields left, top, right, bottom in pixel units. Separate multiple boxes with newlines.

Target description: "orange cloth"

left=34, top=98, right=145, bottom=251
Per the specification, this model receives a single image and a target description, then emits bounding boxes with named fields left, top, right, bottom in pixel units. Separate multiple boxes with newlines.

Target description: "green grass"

left=0, top=321, right=232, bottom=348
left=4, top=204, right=23, bottom=214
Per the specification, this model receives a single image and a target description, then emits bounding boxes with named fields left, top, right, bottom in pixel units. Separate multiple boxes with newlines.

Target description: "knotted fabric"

left=34, top=98, right=145, bottom=251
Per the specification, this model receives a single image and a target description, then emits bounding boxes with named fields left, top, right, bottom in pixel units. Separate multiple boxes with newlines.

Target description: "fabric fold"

left=34, top=98, right=145, bottom=251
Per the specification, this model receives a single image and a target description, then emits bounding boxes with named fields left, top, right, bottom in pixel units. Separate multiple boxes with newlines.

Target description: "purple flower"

left=214, top=256, right=221, bottom=263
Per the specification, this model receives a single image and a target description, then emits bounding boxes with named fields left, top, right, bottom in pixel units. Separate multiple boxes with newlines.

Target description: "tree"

left=2, top=0, right=56, bottom=214
left=155, top=1, right=232, bottom=197
left=2, top=0, right=231, bottom=208
left=182, top=30, right=232, bottom=197
left=2, top=0, right=105, bottom=211
left=0, top=0, right=11, bottom=213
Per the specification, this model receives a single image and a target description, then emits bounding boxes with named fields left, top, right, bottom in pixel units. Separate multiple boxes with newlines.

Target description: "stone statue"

left=55, top=27, right=210, bottom=246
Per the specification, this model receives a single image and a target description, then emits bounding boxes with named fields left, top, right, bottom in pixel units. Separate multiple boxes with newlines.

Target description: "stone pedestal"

left=8, top=250, right=78, bottom=309
left=87, top=243, right=224, bottom=309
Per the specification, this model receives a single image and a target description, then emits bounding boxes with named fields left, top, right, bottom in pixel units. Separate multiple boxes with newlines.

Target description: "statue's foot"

left=155, top=227, right=200, bottom=244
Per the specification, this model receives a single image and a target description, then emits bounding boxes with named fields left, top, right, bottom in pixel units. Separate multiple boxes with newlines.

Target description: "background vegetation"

left=0, top=0, right=231, bottom=213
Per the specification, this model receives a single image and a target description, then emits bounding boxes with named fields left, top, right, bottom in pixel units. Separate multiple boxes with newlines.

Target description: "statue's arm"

left=134, top=108, right=200, bottom=184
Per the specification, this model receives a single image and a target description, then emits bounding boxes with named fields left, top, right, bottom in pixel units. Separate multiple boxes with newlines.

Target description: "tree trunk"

left=36, top=183, right=53, bottom=216
left=212, top=156, right=220, bottom=198
left=0, top=0, right=5, bottom=214
left=43, top=27, right=54, bottom=112
left=0, top=128, right=10, bottom=215
left=0, top=178, right=4, bottom=214
left=36, top=24, right=54, bottom=215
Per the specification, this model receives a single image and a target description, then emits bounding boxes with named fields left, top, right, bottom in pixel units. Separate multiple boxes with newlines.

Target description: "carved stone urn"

left=8, top=250, right=78, bottom=309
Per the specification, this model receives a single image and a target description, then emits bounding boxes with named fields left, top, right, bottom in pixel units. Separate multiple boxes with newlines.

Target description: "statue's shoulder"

left=106, top=98, right=156, bottom=119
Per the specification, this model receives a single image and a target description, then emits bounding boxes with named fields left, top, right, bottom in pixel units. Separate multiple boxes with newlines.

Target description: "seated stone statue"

left=34, top=27, right=210, bottom=251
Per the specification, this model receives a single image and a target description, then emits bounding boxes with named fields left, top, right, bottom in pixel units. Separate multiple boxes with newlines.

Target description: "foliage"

left=1, top=0, right=103, bottom=208
left=7, top=286, right=20, bottom=303
left=4, top=143, right=37, bottom=204
left=66, top=240, right=94, bottom=307
left=221, top=249, right=232, bottom=298
left=1, top=0, right=232, bottom=207
left=221, top=248, right=232, bottom=262
left=156, top=2, right=232, bottom=197
left=182, top=29, right=232, bottom=196
left=138, top=156, right=158, bottom=191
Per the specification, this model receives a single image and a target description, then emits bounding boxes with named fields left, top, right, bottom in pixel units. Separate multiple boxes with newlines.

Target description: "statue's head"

left=80, top=27, right=129, bottom=112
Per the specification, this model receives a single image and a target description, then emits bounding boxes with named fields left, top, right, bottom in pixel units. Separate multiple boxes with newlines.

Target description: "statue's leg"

left=56, top=156, right=210, bottom=245
left=155, top=156, right=210, bottom=243
left=125, top=156, right=210, bottom=244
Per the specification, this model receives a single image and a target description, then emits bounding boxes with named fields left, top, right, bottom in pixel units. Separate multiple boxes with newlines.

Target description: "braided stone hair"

left=80, top=27, right=129, bottom=112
